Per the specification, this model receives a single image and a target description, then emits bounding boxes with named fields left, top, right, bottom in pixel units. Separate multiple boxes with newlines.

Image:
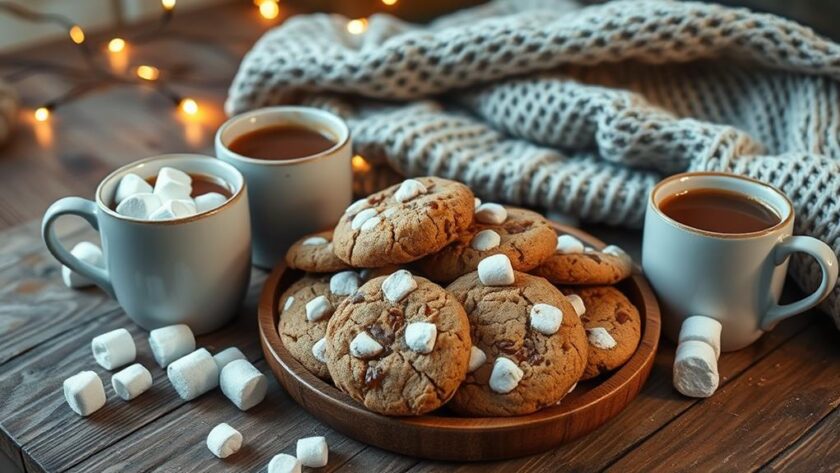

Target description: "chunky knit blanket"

left=227, top=0, right=840, bottom=328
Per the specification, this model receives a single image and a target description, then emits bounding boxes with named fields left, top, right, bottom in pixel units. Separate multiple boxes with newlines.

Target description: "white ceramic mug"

left=42, top=154, right=252, bottom=334
left=643, top=172, right=838, bottom=351
left=215, top=106, right=353, bottom=269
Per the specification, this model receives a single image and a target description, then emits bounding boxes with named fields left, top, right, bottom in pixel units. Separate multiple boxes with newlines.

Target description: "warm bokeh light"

left=34, top=107, right=51, bottom=122
left=161, top=0, right=176, bottom=11
left=258, top=0, right=280, bottom=20
left=346, top=18, right=368, bottom=35
left=179, top=98, right=199, bottom=115
left=382, top=0, right=398, bottom=5
left=136, top=65, right=160, bottom=81
left=107, top=38, right=126, bottom=53
left=352, top=155, right=371, bottom=172
left=69, top=25, right=85, bottom=44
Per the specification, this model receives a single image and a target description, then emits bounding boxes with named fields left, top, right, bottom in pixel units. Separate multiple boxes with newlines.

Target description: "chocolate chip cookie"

left=324, top=270, right=471, bottom=416
left=285, top=230, right=351, bottom=273
left=532, top=235, right=633, bottom=285
left=563, top=286, right=641, bottom=380
left=332, top=177, right=474, bottom=268
left=414, top=207, right=556, bottom=283
left=446, top=271, right=587, bottom=416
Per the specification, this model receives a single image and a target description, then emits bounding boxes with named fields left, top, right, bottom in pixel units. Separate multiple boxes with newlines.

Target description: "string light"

left=351, top=155, right=371, bottom=172
left=258, top=0, right=280, bottom=20
left=136, top=65, right=160, bottom=81
left=382, top=0, right=398, bottom=5
left=346, top=18, right=368, bottom=35
left=34, top=106, right=51, bottom=122
left=68, top=25, right=85, bottom=44
left=161, top=0, right=176, bottom=11
left=178, top=98, right=199, bottom=115
left=107, top=38, right=126, bottom=53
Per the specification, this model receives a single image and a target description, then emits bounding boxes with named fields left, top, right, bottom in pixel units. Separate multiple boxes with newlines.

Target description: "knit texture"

left=227, top=0, right=840, bottom=328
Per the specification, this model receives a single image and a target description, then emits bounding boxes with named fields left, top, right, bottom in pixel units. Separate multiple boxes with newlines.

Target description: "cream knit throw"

left=227, top=0, right=840, bottom=327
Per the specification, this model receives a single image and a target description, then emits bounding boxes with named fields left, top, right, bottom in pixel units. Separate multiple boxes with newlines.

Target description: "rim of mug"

left=95, top=153, right=247, bottom=225
left=649, top=171, right=794, bottom=240
left=215, top=106, right=351, bottom=166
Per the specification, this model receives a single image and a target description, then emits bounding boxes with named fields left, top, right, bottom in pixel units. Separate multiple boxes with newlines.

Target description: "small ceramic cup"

left=643, top=172, right=838, bottom=351
left=215, top=106, right=353, bottom=269
left=42, top=154, right=251, bottom=334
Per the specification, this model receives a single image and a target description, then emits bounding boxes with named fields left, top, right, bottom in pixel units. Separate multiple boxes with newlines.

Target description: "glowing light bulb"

left=258, top=0, right=280, bottom=19
left=69, top=25, right=85, bottom=44
left=179, top=98, right=199, bottom=115
left=34, top=107, right=51, bottom=122
left=346, top=18, right=368, bottom=35
left=382, top=0, right=398, bottom=5
left=136, top=65, right=160, bottom=81
left=108, top=38, right=126, bottom=53
left=161, top=0, right=176, bottom=11
left=351, top=155, right=371, bottom=172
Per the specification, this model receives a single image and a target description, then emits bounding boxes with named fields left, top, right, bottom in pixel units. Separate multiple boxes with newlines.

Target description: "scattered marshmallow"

left=311, top=337, right=328, bottom=363
left=679, top=315, right=722, bottom=359
left=587, top=327, right=617, bottom=349
left=566, top=294, right=586, bottom=316
left=296, top=436, right=329, bottom=468
left=489, top=357, right=524, bottom=394
left=330, top=271, right=360, bottom=296
left=91, top=328, right=136, bottom=370
left=149, top=199, right=197, bottom=221
left=405, top=322, right=437, bottom=354
left=475, top=203, right=507, bottom=224
left=530, top=303, right=563, bottom=335
left=111, top=363, right=152, bottom=401
left=345, top=198, right=371, bottom=216
left=149, top=324, right=196, bottom=368
left=393, top=179, right=428, bottom=203
left=194, top=192, right=227, bottom=214
left=468, top=346, right=486, bottom=373
left=283, top=296, right=295, bottom=312
left=206, top=423, right=243, bottom=459
left=555, top=235, right=585, bottom=254
left=471, top=229, right=501, bottom=251
left=268, top=454, right=301, bottom=473
left=381, top=269, right=418, bottom=303
left=154, top=169, right=192, bottom=202
left=63, top=371, right=106, bottom=416
left=360, top=215, right=382, bottom=231
left=477, top=254, right=515, bottom=286
left=116, top=193, right=162, bottom=219
left=114, top=173, right=152, bottom=205
left=474, top=197, right=482, bottom=208
left=213, top=347, right=247, bottom=371
left=603, top=245, right=633, bottom=267
left=349, top=332, right=383, bottom=359
left=351, top=208, right=378, bottom=230
left=302, top=236, right=328, bottom=246
left=167, top=348, right=219, bottom=401
left=62, top=241, right=104, bottom=289
left=220, top=359, right=268, bottom=411
left=305, top=295, right=333, bottom=322
left=673, top=340, right=719, bottom=398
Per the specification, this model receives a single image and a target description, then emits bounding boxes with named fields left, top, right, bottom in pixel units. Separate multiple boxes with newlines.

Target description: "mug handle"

left=41, top=197, right=115, bottom=297
left=762, top=235, right=838, bottom=330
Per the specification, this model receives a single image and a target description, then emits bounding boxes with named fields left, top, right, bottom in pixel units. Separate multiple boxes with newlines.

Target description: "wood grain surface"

left=0, top=3, right=838, bottom=472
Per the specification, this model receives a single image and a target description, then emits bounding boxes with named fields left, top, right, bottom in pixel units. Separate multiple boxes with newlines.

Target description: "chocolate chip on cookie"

left=414, top=207, right=556, bottom=283
left=324, top=270, right=471, bottom=416
left=285, top=230, right=351, bottom=273
left=532, top=235, right=633, bottom=285
left=332, top=177, right=475, bottom=268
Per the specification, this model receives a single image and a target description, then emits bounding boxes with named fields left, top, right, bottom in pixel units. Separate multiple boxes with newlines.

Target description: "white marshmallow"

left=64, top=371, right=106, bottom=416
left=603, top=244, right=633, bottom=267
left=474, top=197, right=482, bottom=208
left=111, top=363, right=152, bottom=401
left=382, top=207, right=399, bottom=218
left=268, top=454, right=301, bottom=473
left=468, top=346, right=486, bottom=373
left=206, top=423, right=243, bottom=459
left=283, top=296, right=295, bottom=312
left=116, top=193, right=162, bottom=219
left=477, top=254, right=515, bottom=286
left=220, top=359, right=268, bottom=411
left=296, top=436, right=328, bottom=468
left=149, top=324, right=196, bottom=367
left=194, top=192, right=227, bottom=213
left=475, top=203, right=507, bottom=224
left=471, top=229, right=501, bottom=251
left=330, top=271, right=361, bottom=296
left=154, top=170, right=192, bottom=202
left=167, top=348, right=219, bottom=401
left=489, top=357, right=524, bottom=394
left=566, top=294, right=586, bottom=316
left=360, top=215, right=382, bottom=231
left=587, top=327, right=617, bottom=349
left=530, top=303, right=563, bottom=335
left=114, top=173, right=152, bottom=205
left=673, top=340, right=719, bottom=398
left=349, top=332, right=383, bottom=359
left=158, top=166, right=192, bottom=186
left=305, top=295, right=333, bottom=322
left=302, top=236, right=328, bottom=246
left=393, top=179, right=427, bottom=203
left=351, top=208, right=378, bottom=230
left=555, top=235, right=585, bottom=254
left=148, top=199, right=197, bottom=221
left=345, top=198, right=371, bottom=216
left=381, top=269, right=418, bottom=303
left=62, top=241, right=104, bottom=289
left=311, top=337, right=328, bottom=363
left=405, top=322, right=437, bottom=354
left=91, top=328, right=136, bottom=370
left=213, top=347, right=247, bottom=371
left=679, top=315, right=722, bottom=359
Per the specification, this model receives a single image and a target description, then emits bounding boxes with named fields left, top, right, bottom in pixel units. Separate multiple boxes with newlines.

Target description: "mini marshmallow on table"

left=149, top=324, right=196, bottom=368
left=213, top=346, right=247, bottom=371
left=268, top=454, right=301, bottom=473
left=206, top=423, right=243, bottom=459
left=297, top=436, right=329, bottom=468
left=91, top=328, right=136, bottom=370
left=220, top=359, right=268, bottom=411
left=62, top=241, right=104, bottom=289
left=673, top=315, right=722, bottom=398
left=63, top=371, right=106, bottom=416
left=111, top=363, right=153, bottom=401
left=478, top=254, right=515, bottom=286
left=167, top=348, right=219, bottom=401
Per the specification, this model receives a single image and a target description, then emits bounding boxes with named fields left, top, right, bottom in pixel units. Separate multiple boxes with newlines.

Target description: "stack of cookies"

left=278, top=177, right=641, bottom=417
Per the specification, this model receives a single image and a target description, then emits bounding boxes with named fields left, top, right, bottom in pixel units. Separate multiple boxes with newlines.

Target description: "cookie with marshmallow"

left=533, top=237, right=634, bottom=285
left=323, top=270, right=471, bottom=416
left=446, top=271, right=587, bottom=416
left=285, top=230, right=351, bottom=273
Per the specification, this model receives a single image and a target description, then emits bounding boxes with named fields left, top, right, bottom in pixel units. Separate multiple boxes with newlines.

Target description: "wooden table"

left=1, top=4, right=838, bottom=472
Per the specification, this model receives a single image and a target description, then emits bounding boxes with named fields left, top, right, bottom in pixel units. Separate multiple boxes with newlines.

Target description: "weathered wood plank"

left=761, top=406, right=840, bottom=473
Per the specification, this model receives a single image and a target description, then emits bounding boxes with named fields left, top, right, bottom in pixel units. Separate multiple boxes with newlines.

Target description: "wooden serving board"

left=257, top=223, right=661, bottom=461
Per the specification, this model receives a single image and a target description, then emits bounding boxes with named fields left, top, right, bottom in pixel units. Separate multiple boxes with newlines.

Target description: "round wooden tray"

left=258, top=222, right=661, bottom=461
